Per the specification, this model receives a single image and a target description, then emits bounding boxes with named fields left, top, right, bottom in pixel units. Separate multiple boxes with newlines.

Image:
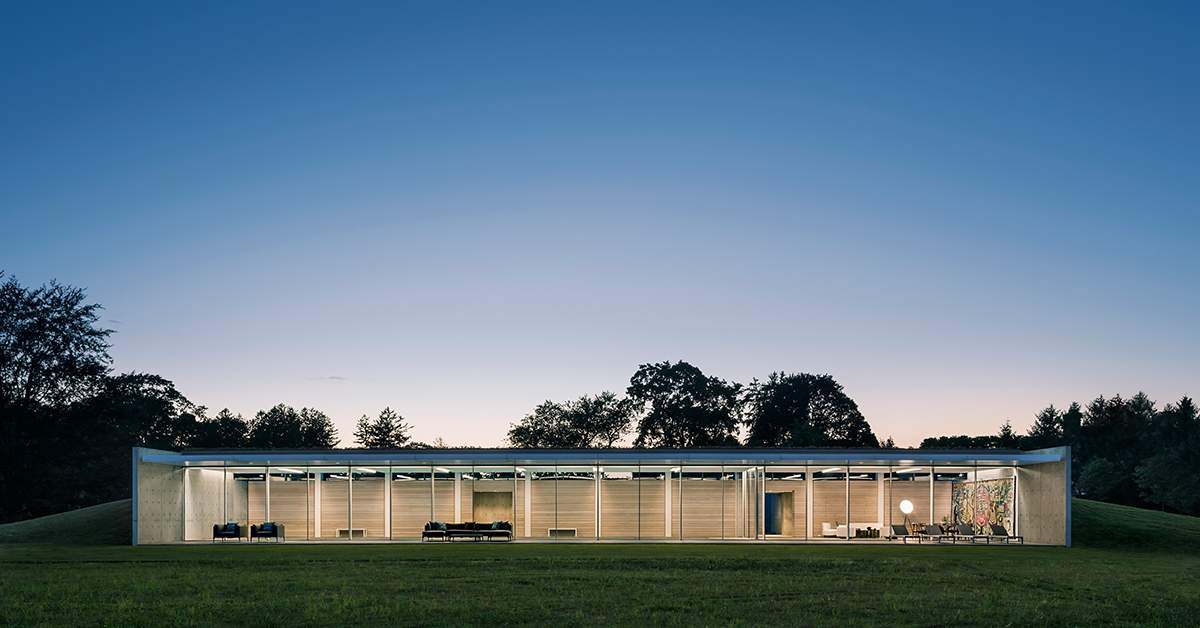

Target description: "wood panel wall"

left=679, top=481, right=730, bottom=538
left=249, top=481, right=311, bottom=537
left=812, top=480, right=849, bottom=530
left=320, top=480, right=348, bottom=537
left=599, top=481, right=640, bottom=538
left=351, top=479, right=386, bottom=537
left=392, top=481, right=433, bottom=537
left=884, top=480, right=952, bottom=529
left=849, top=480, right=877, bottom=524
left=638, top=479, right=667, bottom=538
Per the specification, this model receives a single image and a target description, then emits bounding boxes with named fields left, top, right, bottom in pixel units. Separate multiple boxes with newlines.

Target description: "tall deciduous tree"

left=0, top=273, right=114, bottom=520
left=627, top=361, right=742, bottom=448
left=354, top=407, right=412, bottom=448
left=743, top=372, right=878, bottom=448
left=506, top=392, right=635, bottom=448
left=0, top=273, right=113, bottom=408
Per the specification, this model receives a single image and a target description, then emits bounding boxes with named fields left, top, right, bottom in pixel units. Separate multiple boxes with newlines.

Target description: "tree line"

left=4, top=273, right=1196, bottom=521
left=918, top=393, right=1200, bottom=516
left=0, top=274, right=420, bottom=521
left=505, top=362, right=881, bottom=449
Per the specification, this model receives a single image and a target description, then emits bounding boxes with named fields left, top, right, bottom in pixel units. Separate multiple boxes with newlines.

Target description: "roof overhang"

left=142, top=448, right=1061, bottom=469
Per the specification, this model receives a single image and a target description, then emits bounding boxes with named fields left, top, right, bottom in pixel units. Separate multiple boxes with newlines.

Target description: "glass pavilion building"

left=133, top=446, right=1070, bottom=545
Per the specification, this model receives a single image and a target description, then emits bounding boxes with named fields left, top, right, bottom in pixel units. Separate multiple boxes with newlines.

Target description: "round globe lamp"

left=900, top=499, right=914, bottom=530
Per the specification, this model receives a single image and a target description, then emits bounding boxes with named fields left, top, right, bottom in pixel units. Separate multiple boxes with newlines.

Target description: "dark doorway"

left=765, top=492, right=794, bottom=536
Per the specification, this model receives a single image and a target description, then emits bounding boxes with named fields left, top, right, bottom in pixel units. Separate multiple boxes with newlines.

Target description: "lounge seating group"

left=213, top=522, right=286, bottom=543
left=423, top=521, right=513, bottom=542
left=886, top=522, right=1024, bottom=544
left=821, top=522, right=881, bottom=538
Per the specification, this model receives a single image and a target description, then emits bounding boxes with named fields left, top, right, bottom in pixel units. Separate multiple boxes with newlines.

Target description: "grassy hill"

left=1072, top=497, right=1200, bottom=553
left=0, top=499, right=131, bottom=545
left=2, top=496, right=1197, bottom=550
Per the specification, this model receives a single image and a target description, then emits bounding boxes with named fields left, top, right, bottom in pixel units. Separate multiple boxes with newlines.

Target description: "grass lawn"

left=1, top=500, right=1197, bottom=627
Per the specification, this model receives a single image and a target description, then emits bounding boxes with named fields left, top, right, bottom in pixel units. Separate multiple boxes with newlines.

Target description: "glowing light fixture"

left=434, top=467, right=450, bottom=473
left=900, top=499, right=914, bottom=530
left=896, top=468, right=921, bottom=474
left=277, top=468, right=303, bottom=474
left=356, top=467, right=375, bottom=473
left=820, top=467, right=841, bottom=473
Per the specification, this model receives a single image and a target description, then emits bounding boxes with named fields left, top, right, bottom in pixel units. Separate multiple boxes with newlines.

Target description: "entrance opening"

left=765, top=492, right=794, bottom=536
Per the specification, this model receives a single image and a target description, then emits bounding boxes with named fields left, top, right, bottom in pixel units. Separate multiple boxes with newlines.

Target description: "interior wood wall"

left=883, top=480, right=953, bottom=528
left=249, top=480, right=311, bottom=537
left=392, top=481, right=433, bottom=537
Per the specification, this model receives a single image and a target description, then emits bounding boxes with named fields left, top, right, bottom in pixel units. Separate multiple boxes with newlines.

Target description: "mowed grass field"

left=1, top=500, right=1198, bottom=627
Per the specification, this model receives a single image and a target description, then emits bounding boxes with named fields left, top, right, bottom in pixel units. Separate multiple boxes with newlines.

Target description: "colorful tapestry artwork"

left=951, top=478, right=1013, bottom=532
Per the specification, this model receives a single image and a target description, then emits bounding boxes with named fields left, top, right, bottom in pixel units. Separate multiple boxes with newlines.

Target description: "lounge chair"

left=888, top=524, right=922, bottom=544
left=920, top=523, right=955, bottom=543
left=250, top=522, right=284, bottom=542
left=212, top=523, right=241, bottom=543
left=987, top=524, right=1024, bottom=544
left=956, top=523, right=988, bottom=544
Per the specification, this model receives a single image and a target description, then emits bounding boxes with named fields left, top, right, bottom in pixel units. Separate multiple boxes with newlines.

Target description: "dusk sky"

left=4, top=3, right=1197, bottom=448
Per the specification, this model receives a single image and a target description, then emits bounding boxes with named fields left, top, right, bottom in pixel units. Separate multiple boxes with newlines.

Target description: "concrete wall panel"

left=1016, top=446, right=1071, bottom=546
left=134, top=448, right=184, bottom=545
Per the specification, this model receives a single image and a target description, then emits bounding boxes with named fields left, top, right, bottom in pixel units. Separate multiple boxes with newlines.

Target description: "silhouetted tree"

left=507, top=400, right=573, bottom=448
left=248, top=404, right=339, bottom=448
left=1077, top=395, right=1150, bottom=506
left=81, top=372, right=203, bottom=451
left=0, top=273, right=114, bottom=520
left=627, top=361, right=742, bottom=448
left=743, top=372, right=878, bottom=448
left=919, top=434, right=998, bottom=449
left=507, top=391, right=635, bottom=448
left=1026, top=405, right=1064, bottom=450
left=192, top=408, right=250, bottom=448
left=1135, top=397, right=1200, bottom=514
left=63, top=372, right=205, bottom=507
left=1078, top=458, right=1123, bottom=502
left=353, top=407, right=412, bottom=448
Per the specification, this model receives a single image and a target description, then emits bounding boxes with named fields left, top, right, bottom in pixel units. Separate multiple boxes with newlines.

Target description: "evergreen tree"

left=353, top=407, right=412, bottom=449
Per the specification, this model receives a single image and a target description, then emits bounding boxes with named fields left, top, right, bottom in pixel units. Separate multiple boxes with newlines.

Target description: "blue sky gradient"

left=4, top=2, right=1198, bottom=446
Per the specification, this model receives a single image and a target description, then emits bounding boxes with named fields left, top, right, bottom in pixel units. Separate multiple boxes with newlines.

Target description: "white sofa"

left=822, top=522, right=882, bottom=538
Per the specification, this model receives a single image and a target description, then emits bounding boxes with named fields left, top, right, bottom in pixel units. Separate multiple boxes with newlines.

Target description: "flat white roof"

left=141, top=447, right=1061, bottom=468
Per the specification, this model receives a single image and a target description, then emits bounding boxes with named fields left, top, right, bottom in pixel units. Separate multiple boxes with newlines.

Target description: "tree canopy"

left=507, top=392, right=635, bottom=448
left=743, top=372, right=878, bottom=448
left=627, top=361, right=742, bottom=448
left=248, top=404, right=340, bottom=449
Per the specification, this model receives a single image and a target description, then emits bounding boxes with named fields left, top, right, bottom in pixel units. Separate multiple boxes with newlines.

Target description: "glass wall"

left=764, top=468, right=805, bottom=538
left=811, top=466, right=849, bottom=539
left=599, top=466, right=639, bottom=539
left=176, top=458, right=1023, bottom=543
